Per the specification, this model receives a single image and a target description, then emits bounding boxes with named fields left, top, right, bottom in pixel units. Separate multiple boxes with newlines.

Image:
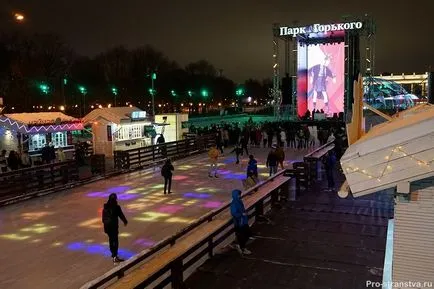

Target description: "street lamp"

left=39, top=83, right=49, bottom=95
left=78, top=85, right=87, bottom=117
left=111, top=87, right=118, bottom=106
left=14, top=13, right=24, bottom=22
left=201, top=89, right=209, bottom=98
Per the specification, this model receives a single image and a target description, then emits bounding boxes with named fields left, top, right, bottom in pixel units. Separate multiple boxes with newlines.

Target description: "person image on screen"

left=309, top=54, right=336, bottom=112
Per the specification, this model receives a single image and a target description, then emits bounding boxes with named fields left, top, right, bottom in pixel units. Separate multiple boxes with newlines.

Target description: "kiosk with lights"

left=83, top=107, right=154, bottom=157
left=0, top=112, right=83, bottom=155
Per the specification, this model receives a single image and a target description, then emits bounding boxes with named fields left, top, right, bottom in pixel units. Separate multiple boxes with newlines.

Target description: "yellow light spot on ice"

left=166, top=217, right=192, bottom=223
left=21, top=211, right=53, bottom=221
left=52, top=242, right=63, bottom=247
left=31, top=239, right=41, bottom=243
left=21, top=224, right=57, bottom=234
left=119, top=232, right=131, bottom=237
left=78, top=218, right=102, bottom=229
left=85, top=239, right=94, bottom=243
left=134, top=212, right=170, bottom=222
left=0, top=233, right=31, bottom=241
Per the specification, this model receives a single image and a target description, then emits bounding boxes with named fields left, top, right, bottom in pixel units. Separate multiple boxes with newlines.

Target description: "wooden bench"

left=106, top=173, right=291, bottom=289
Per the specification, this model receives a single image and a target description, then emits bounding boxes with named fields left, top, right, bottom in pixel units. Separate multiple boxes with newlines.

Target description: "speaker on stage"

left=428, top=72, right=434, bottom=104
left=281, top=73, right=292, bottom=105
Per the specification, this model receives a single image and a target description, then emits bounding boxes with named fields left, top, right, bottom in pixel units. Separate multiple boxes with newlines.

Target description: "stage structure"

left=272, top=15, right=375, bottom=121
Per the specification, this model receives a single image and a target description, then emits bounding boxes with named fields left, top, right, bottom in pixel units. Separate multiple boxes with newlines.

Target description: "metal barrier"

left=80, top=170, right=291, bottom=289
left=113, top=135, right=216, bottom=170
left=0, top=160, right=79, bottom=203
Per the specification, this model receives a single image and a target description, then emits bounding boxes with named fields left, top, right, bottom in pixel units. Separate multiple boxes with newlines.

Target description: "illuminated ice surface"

left=0, top=148, right=305, bottom=289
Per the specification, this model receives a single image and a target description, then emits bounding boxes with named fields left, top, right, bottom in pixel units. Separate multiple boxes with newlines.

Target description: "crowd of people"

left=0, top=144, right=67, bottom=173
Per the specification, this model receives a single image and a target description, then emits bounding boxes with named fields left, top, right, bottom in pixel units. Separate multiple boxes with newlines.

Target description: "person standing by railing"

left=0, top=150, right=8, bottom=173
left=230, top=189, right=252, bottom=255
left=266, top=145, right=278, bottom=176
left=102, top=193, right=128, bottom=264
left=208, top=145, right=219, bottom=178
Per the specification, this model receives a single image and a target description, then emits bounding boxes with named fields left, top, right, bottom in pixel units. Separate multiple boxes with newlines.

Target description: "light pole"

left=78, top=85, right=87, bottom=117
left=151, top=72, right=156, bottom=117
left=111, top=87, right=118, bottom=106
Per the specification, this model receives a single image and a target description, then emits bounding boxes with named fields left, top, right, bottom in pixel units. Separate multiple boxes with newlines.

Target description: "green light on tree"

left=148, top=88, right=156, bottom=95
left=171, top=90, right=177, bottom=97
left=63, top=78, right=68, bottom=85
left=188, top=90, right=193, bottom=97
left=152, top=72, right=157, bottom=80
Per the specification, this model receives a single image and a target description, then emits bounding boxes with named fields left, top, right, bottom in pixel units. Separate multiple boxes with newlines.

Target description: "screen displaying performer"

left=306, top=42, right=344, bottom=114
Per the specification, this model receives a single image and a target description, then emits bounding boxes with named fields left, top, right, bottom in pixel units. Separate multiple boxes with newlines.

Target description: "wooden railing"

left=113, top=134, right=216, bottom=170
left=303, top=140, right=335, bottom=181
left=0, top=160, right=79, bottom=204
left=80, top=170, right=291, bottom=289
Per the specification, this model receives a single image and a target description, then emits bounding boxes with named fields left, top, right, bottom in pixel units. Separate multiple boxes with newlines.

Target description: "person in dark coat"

left=231, top=144, right=243, bottom=164
left=230, top=189, right=252, bottom=255
left=102, top=193, right=128, bottom=263
left=161, top=159, right=174, bottom=194
left=246, top=155, right=258, bottom=179
left=266, top=145, right=279, bottom=176
left=7, top=150, right=20, bottom=170
left=323, top=150, right=337, bottom=190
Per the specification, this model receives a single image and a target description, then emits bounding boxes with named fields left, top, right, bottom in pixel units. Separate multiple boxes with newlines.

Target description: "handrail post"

left=255, top=200, right=264, bottom=217
left=208, top=238, right=213, bottom=258
left=171, top=259, right=184, bottom=289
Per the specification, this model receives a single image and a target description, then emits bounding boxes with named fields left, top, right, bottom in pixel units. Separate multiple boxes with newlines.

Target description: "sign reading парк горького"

left=279, top=21, right=363, bottom=37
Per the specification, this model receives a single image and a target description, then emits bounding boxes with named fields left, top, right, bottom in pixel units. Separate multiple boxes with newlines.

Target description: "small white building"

left=0, top=112, right=83, bottom=154
left=341, top=104, right=434, bottom=286
left=154, top=113, right=189, bottom=143
left=83, top=107, right=153, bottom=157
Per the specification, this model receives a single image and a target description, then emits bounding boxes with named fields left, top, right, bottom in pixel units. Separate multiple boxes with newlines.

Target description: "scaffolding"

left=272, top=15, right=376, bottom=121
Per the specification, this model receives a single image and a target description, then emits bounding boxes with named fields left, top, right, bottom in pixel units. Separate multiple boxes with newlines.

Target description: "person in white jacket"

left=279, top=130, right=286, bottom=148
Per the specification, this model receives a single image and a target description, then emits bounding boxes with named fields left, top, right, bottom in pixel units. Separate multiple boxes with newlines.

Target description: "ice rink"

left=0, top=147, right=305, bottom=289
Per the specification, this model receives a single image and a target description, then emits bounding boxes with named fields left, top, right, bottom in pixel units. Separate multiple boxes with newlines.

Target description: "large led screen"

left=307, top=42, right=345, bottom=114
left=297, top=41, right=345, bottom=116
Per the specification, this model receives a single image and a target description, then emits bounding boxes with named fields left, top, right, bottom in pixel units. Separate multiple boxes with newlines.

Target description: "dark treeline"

left=0, top=32, right=272, bottom=115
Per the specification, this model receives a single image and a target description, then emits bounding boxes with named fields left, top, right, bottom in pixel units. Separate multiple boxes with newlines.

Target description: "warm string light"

left=344, top=145, right=433, bottom=182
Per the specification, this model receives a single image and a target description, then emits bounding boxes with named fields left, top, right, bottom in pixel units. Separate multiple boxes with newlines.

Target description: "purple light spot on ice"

left=87, top=192, right=109, bottom=198
left=67, top=242, right=85, bottom=251
left=157, top=205, right=184, bottom=214
left=116, top=193, right=138, bottom=201
left=184, top=192, right=211, bottom=199
left=202, top=201, right=223, bottom=208
left=107, top=186, right=131, bottom=194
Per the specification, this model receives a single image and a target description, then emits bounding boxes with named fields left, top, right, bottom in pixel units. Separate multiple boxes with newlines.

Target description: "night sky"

left=3, top=0, right=434, bottom=81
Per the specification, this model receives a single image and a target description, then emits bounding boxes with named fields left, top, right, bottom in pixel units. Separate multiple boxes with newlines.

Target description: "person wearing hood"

left=230, top=189, right=252, bottom=255
left=102, top=193, right=128, bottom=264
left=246, top=155, right=258, bottom=179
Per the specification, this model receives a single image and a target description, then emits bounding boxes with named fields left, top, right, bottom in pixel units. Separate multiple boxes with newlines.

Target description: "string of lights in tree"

left=344, top=145, right=434, bottom=182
